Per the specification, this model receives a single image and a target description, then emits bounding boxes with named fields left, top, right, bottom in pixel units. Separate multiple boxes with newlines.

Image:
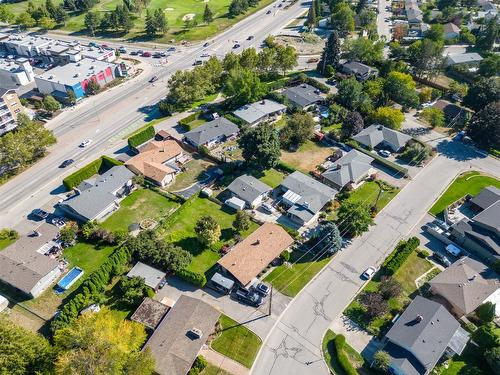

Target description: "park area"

left=280, top=140, right=333, bottom=174
left=5, top=0, right=275, bottom=42
left=429, top=171, right=500, bottom=216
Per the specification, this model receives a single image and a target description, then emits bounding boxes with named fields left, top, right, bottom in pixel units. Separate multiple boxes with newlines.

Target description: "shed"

left=225, top=196, right=246, bottom=211
left=127, top=262, right=166, bottom=290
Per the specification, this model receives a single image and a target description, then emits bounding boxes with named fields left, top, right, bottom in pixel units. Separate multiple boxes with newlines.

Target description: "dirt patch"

left=182, top=13, right=196, bottom=21
left=281, top=140, right=333, bottom=173
left=275, top=35, right=325, bottom=55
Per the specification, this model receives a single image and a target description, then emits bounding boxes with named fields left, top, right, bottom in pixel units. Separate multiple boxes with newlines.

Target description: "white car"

left=362, top=266, right=376, bottom=279
left=80, top=139, right=92, bottom=147
left=378, top=150, right=391, bottom=158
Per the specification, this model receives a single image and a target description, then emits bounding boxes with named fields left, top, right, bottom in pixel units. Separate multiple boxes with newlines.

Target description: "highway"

left=0, top=0, right=309, bottom=230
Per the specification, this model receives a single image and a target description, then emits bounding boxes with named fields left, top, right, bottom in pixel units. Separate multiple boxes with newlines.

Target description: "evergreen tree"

left=84, top=11, right=100, bottom=35
left=317, top=30, right=341, bottom=75
left=228, top=0, right=248, bottom=17
left=203, top=4, right=213, bottom=24
left=315, top=0, right=321, bottom=18
left=306, top=1, right=317, bottom=28
left=145, top=8, right=156, bottom=35
left=153, top=8, right=167, bottom=33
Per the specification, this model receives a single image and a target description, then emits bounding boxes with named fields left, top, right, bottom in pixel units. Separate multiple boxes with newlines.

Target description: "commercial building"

left=0, top=57, right=35, bottom=87
left=0, top=88, right=24, bottom=135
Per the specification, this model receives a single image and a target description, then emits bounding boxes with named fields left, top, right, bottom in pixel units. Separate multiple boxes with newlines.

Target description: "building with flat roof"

left=0, top=88, right=24, bottom=135
left=131, top=297, right=170, bottom=329
left=0, top=57, right=35, bottom=87
left=444, top=53, right=483, bottom=67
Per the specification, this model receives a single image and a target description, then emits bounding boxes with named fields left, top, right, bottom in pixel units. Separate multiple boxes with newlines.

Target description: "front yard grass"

left=436, top=342, right=491, bottom=375
left=429, top=171, right=500, bottom=216
left=211, top=314, right=262, bottom=369
left=160, top=196, right=258, bottom=275
left=343, top=180, right=399, bottom=214
left=167, top=156, right=217, bottom=193
left=281, top=140, right=333, bottom=174
left=264, top=250, right=332, bottom=297
left=200, top=363, right=232, bottom=375
left=322, top=329, right=370, bottom=375
left=101, top=188, right=180, bottom=232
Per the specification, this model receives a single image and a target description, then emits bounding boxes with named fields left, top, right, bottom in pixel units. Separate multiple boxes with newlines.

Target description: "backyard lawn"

left=429, top=171, right=500, bottom=216
left=252, top=168, right=286, bottom=188
left=211, top=315, right=262, bottom=368
left=200, top=363, right=232, bottom=375
left=281, top=140, right=333, bottom=173
left=101, top=188, right=180, bottom=232
left=63, top=242, right=116, bottom=276
left=343, top=180, right=399, bottom=213
left=264, top=250, right=332, bottom=297
left=159, top=196, right=258, bottom=275
left=167, top=156, right=217, bottom=193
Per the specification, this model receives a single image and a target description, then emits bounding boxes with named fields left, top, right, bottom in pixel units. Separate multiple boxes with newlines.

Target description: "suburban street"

left=0, top=0, right=309, bottom=231
left=251, top=140, right=500, bottom=375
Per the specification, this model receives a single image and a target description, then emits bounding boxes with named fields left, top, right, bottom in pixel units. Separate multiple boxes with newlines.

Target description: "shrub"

left=62, top=156, right=122, bottom=190
left=333, top=335, right=358, bottom=375
left=188, top=355, right=208, bottom=375
left=280, top=250, right=291, bottom=262
left=418, top=249, right=430, bottom=258
left=158, top=100, right=175, bottom=116
left=127, top=126, right=155, bottom=149
left=0, top=228, right=18, bottom=240
left=476, top=302, right=496, bottom=323
left=276, top=161, right=297, bottom=173
left=373, top=350, right=391, bottom=372
left=176, top=269, right=207, bottom=287
left=179, top=112, right=199, bottom=131
left=472, top=323, right=500, bottom=349
left=381, top=237, right=420, bottom=276
left=379, top=277, right=403, bottom=300
left=360, top=292, right=389, bottom=319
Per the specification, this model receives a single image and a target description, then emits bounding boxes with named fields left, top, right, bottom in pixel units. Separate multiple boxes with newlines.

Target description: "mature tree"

left=330, top=2, right=355, bottom=37
left=384, top=71, right=419, bottom=109
left=317, top=30, right=341, bottom=75
left=463, top=78, right=500, bottom=111
left=52, top=4, right=68, bottom=24
left=85, top=79, right=100, bottom=95
left=59, top=221, right=78, bottom=246
left=370, top=106, right=405, bottom=130
left=43, top=94, right=60, bottom=112
left=306, top=0, right=317, bottom=28
left=341, top=111, right=364, bottom=139
left=479, top=55, right=500, bottom=77
left=407, top=39, right=444, bottom=79
left=359, top=8, right=376, bottom=27
left=485, top=346, right=500, bottom=375
left=336, top=77, right=363, bottom=110
left=379, top=277, right=403, bottom=300
left=360, top=292, right=389, bottom=319
left=0, top=5, right=15, bottom=23
left=239, top=47, right=258, bottom=69
left=373, top=350, right=391, bottom=372
left=476, top=302, right=496, bottom=323
left=203, top=4, right=213, bottom=24
left=0, top=317, right=54, bottom=375
left=425, top=23, right=445, bottom=42
left=400, top=142, right=430, bottom=165
left=472, top=323, right=500, bottom=349
left=420, top=107, right=444, bottom=128
left=233, top=210, right=251, bottom=232
left=448, top=80, right=468, bottom=99
left=476, top=17, right=499, bottom=52
left=257, top=47, right=279, bottom=75
left=467, top=101, right=499, bottom=150
left=16, top=13, right=36, bottom=30
left=38, top=15, right=56, bottom=30
left=144, top=9, right=156, bottom=35
left=54, top=308, right=155, bottom=375
left=228, top=0, right=248, bottom=17
left=337, top=200, right=373, bottom=238
left=437, top=0, right=454, bottom=10
left=223, top=51, right=240, bottom=71
left=343, top=37, right=384, bottom=65
left=310, top=221, right=342, bottom=254
left=195, top=216, right=221, bottom=246
left=275, top=45, right=298, bottom=75
left=363, top=77, right=385, bottom=106
left=280, top=112, right=315, bottom=149
left=238, top=122, right=281, bottom=169
left=84, top=11, right=101, bottom=36
left=153, top=8, right=168, bottom=34
left=224, top=67, right=266, bottom=106
left=119, top=276, right=150, bottom=305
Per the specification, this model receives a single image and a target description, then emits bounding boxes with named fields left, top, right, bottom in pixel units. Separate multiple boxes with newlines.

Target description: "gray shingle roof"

left=470, top=186, right=500, bottom=210
left=184, top=117, right=239, bottom=147
left=342, top=61, right=376, bottom=76
left=127, top=262, right=166, bottom=289
left=452, top=219, right=500, bottom=256
left=385, top=296, right=461, bottom=374
left=474, top=200, right=500, bottom=233
left=446, top=53, right=483, bottom=65
left=281, top=84, right=323, bottom=108
left=321, top=150, right=374, bottom=189
left=352, top=124, right=411, bottom=151
left=233, top=99, right=286, bottom=124
left=144, top=296, right=220, bottom=375
left=227, top=174, right=271, bottom=205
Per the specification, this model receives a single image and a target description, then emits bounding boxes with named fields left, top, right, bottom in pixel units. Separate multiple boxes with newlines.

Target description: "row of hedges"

left=333, top=335, right=358, bottom=375
left=179, top=112, right=199, bottom=131
left=276, top=161, right=297, bottom=174
left=62, top=156, right=123, bottom=190
left=176, top=268, right=207, bottom=287
left=127, top=125, right=155, bottom=149
left=51, top=245, right=131, bottom=331
left=381, top=237, right=420, bottom=276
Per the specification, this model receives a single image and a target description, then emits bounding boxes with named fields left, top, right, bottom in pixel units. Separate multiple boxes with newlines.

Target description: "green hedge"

left=62, top=156, right=123, bottom=190
left=347, top=140, right=409, bottom=177
left=382, top=237, right=420, bottom=276
left=179, top=112, right=199, bottom=131
left=333, top=335, right=359, bottom=375
left=276, top=161, right=297, bottom=174
left=176, top=268, right=207, bottom=287
left=127, top=125, right=155, bottom=149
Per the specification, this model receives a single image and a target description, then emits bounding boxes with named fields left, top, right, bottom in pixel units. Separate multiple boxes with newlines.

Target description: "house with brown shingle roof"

left=217, top=222, right=294, bottom=287
left=126, top=140, right=184, bottom=187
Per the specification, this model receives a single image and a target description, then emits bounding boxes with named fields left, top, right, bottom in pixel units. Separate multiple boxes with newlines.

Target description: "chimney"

left=415, top=315, right=423, bottom=323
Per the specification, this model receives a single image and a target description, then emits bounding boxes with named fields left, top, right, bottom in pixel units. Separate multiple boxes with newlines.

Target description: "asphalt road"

left=250, top=140, right=500, bottom=375
left=0, top=0, right=309, bottom=231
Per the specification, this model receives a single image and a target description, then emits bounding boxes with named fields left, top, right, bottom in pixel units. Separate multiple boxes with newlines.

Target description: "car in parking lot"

left=79, top=139, right=92, bottom=147
left=434, top=252, right=451, bottom=267
left=119, top=46, right=127, bottom=53
left=33, top=208, right=49, bottom=219
left=234, top=288, right=263, bottom=307
left=142, top=51, right=152, bottom=57
left=254, top=282, right=270, bottom=297
left=130, top=50, right=138, bottom=56
left=362, top=266, right=376, bottom=279
left=167, top=47, right=176, bottom=52
left=59, top=159, right=74, bottom=168
left=378, top=149, right=392, bottom=158
left=152, top=52, right=162, bottom=58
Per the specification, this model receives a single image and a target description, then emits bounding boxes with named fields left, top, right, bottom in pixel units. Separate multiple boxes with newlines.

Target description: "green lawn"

left=200, top=363, right=231, bottom=375
left=211, top=315, right=262, bottom=369
left=63, top=241, right=116, bottom=276
left=101, top=188, right=180, bottom=232
left=436, top=343, right=490, bottom=375
left=159, top=196, right=258, bottom=275
left=322, top=330, right=370, bottom=375
left=252, top=168, right=286, bottom=188
left=430, top=171, right=500, bottom=216
left=343, top=180, right=399, bottom=214
left=264, top=250, right=332, bottom=297
left=281, top=140, right=333, bottom=174
left=167, top=156, right=217, bottom=193
left=0, top=237, right=16, bottom=251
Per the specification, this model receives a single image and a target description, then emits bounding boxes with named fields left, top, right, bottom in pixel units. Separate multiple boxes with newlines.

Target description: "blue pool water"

left=57, top=267, right=84, bottom=290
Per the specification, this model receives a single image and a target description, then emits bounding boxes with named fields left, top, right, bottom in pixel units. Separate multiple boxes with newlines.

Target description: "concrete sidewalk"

left=201, top=347, right=249, bottom=375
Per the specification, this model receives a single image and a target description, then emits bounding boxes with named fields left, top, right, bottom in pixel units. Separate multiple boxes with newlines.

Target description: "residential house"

left=405, top=0, right=423, bottom=26
left=233, top=99, right=286, bottom=126
left=429, top=257, right=499, bottom=318
left=443, top=23, right=460, bottom=39
left=449, top=186, right=500, bottom=264
left=321, top=150, right=375, bottom=191
left=143, top=295, right=220, bottom=375
left=218, top=222, right=294, bottom=287
left=59, top=165, right=135, bottom=222
left=352, top=124, right=412, bottom=152
left=131, top=297, right=170, bottom=329
left=279, top=171, right=337, bottom=226
left=444, top=53, right=483, bottom=67
left=382, top=296, right=469, bottom=375
left=281, top=84, right=324, bottom=110
left=126, top=262, right=166, bottom=291
left=340, top=61, right=379, bottom=81
left=0, top=88, right=24, bottom=135
left=0, top=223, right=61, bottom=298
left=183, top=117, right=239, bottom=149
left=226, top=174, right=272, bottom=208
left=126, top=140, right=184, bottom=187
left=432, top=100, right=470, bottom=126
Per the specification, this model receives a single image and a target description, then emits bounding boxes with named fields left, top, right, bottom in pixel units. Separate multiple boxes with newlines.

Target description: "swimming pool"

left=57, top=267, right=84, bottom=290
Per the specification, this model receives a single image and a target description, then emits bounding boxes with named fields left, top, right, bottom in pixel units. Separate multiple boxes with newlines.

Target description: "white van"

left=445, top=244, right=462, bottom=257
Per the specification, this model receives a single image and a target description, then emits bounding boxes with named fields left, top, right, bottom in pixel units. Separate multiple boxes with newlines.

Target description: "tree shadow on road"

left=436, top=139, right=485, bottom=161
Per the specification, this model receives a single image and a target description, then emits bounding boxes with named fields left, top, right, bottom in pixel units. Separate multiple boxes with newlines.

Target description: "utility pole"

left=268, top=285, right=273, bottom=316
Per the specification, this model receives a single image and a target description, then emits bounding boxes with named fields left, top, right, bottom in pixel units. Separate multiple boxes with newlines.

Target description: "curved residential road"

left=251, top=141, right=500, bottom=375
left=0, top=0, right=309, bottom=230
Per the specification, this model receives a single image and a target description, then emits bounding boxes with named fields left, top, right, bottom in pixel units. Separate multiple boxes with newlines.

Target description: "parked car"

left=454, top=131, right=465, bottom=141
left=51, top=217, right=66, bottom=228
left=361, top=266, right=376, bottom=279
left=255, top=282, right=270, bottom=297
left=445, top=244, right=462, bottom=257
left=101, top=44, right=109, bottom=49
left=233, top=43, right=241, bottom=49
left=433, top=219, right=450, bottom=231
left=167, top=47, right=176, bottom=52
left=89, top=42, right=98, bottom=47
left=378, top=149, right=391, bottom=158
left=200, top=52, right=210, bottom=58
left=434, top=252, right=452, bottom=267
left=234, top=288, right=263, bottom=307
left=79, top=139, right=92, bottom=147
left=326, top=78, right=337, bottom=86
left=130, top=50, right=139, bottom=56
left=59, top=159, right=74, bottom=168
left=142, top=51, right=152, bottom=57
left=158, top=278, right=167, bottom=289
left=261, top=203, right=274, bottom=214
left=152, top=52, right=162, bottom=58
left=33, top=208, right=49, bottom=219
left=119, top=46, right=127, bottom=53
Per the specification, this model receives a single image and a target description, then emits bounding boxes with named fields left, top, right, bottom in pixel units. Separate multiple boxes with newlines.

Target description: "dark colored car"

left=153, top=52, right=162, bottom=58
left=59, top=159, right=74, bottom=168
left=233, top=43, right=241, bottom=49
left=149, top=76, right=158, bottom=83
left=33, top=208, right=49, bottom=220
left=434, top=252, right=451, bottom=267
left=203, top=42, right=210, bottom=47
left=247, top=35, right=254, bottom=40
left=142, top=51, right=152, bottom=57
left=255, top=282, right=270, bottom=297
left=235, top=288, right=263, bottom=307
left=130, top=51, right=139, bottom=56
left=266, top=10, right=272, bottom=14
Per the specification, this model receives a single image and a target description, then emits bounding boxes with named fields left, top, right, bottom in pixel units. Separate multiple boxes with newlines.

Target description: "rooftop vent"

left=415, top=315, right=423, bottom=323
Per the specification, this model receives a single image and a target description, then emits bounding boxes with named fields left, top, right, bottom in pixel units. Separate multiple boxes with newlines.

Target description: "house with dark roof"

left=341, top=61, right=379, bottom=81
left=233, top=99, right=286, bottom=126
left=0, top=223, right=61, bottom=298
left=183, top=117, right=239, bottom=149
left=226, top=174, right=272, bottom=208
left=449, top=186, right=500, bottom=264
left=432, top=100, right=470, bottom=126
left=143, top=295, right=220, bottom=375
left=281, top=84, right=324, bottom=110
left=321, top=150, right=375, bottom=191
left=352, top=124, right=412, bottom=152
left=429, top=257, right=499, bottom=318
left=382, top=296, right=469, bottom=375
left=279, top=171, right=337, bottom=226
left=59, top=165, right=135, bottom=222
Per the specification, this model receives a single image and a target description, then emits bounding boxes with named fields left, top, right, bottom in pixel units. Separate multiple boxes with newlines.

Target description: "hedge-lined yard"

left=62, top=156, right=122, bottom=190
left=322, top=330, right=368, bottom=375
left=127, top=125, right=155, bottom=149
